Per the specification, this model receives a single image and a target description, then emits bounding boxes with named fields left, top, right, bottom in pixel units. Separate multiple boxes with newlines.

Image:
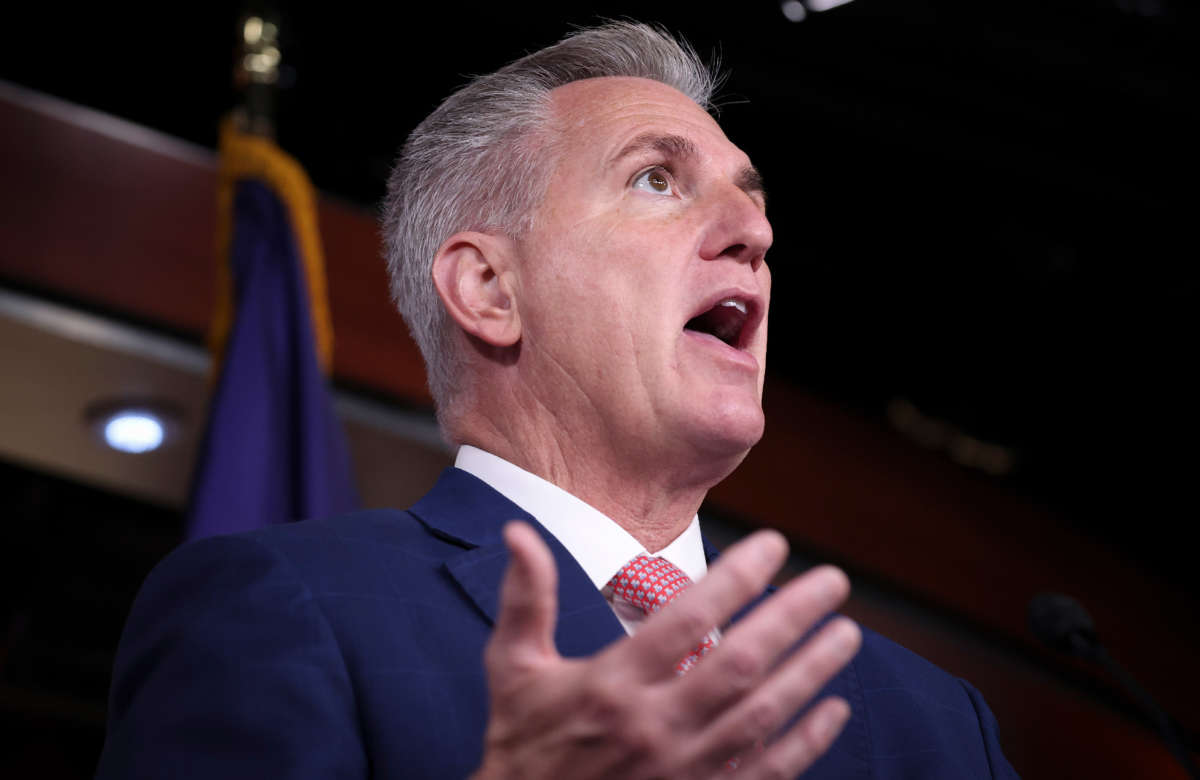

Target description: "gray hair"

left=381, top=21, right=718, bottom=427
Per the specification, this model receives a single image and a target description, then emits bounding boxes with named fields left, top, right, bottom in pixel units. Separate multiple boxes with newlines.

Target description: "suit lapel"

left=411, top=468, right=625, bottom=659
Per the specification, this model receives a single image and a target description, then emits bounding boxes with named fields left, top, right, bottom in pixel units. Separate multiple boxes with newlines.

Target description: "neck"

left=453, top=403, right=733, bottom=553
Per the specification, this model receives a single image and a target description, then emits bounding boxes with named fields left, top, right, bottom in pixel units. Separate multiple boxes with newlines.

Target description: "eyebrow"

left=737, top=166, right=767, bottom=209
left=609, top=132, right=700, bottom=169
left=609, top=132, right=767, bottom=207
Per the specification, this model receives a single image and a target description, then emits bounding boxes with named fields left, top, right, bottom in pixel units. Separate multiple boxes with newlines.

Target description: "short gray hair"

left=381, top=21, right=718, bottom=425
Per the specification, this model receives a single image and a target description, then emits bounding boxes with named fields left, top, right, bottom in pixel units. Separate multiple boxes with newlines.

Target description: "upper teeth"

left=719, top=299, right=748, bottom=315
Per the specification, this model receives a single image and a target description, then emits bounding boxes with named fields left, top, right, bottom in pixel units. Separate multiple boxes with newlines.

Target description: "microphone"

left=1028, top=593, right=1199, bottom=779
left=1028, top=592, right=1101, bottom=661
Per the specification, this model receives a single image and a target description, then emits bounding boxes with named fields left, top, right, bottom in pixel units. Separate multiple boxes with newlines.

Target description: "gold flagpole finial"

left=232, top=13, right=282, bottom=138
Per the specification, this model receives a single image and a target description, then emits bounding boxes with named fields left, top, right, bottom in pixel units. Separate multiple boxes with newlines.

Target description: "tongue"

left=686, top=306, right=743, bottom=346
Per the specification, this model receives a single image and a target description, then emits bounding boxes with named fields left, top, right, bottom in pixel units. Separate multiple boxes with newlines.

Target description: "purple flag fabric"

left=186, top=179, right=359, bottom=540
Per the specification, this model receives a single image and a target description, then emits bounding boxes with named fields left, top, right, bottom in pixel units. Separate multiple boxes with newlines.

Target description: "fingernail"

left=819, top=700, right=851, bottom=741
left=833, top=619, right=862, bottom=659
left=757, top=530, right=787, bottom=563
left=817, top=567, right=850, bottom=603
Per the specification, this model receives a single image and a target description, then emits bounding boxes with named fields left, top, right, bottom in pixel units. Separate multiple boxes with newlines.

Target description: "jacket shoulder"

left=170, top=507, right=464, bottom=590
left=844, top=625, right=1020, bottom=778
left=100, top=507, right=488, bottom=779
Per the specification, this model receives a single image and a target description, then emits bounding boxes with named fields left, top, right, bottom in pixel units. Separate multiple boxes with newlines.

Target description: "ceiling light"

left=102, top=411, right=165, bottom=453
left=86, top=400, right=181, bottom=454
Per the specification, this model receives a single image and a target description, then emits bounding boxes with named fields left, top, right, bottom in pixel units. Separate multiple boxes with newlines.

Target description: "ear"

left=431, top=231, right=521, bottom=347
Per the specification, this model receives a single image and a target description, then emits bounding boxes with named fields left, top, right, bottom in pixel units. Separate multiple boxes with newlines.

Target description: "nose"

left=697, top=181, right=773, bottom=271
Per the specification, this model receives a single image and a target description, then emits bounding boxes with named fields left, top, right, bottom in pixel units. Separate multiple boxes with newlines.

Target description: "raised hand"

left=472, top=522, right=862, bottom=779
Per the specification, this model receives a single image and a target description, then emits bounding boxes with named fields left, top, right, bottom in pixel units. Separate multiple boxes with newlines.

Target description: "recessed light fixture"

left=86, top=400, right=182, bottom=454
left=102, top=411, right=165, bottom=453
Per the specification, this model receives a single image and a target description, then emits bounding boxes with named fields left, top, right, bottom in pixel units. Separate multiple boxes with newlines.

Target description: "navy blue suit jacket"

left=98, top=468, right=1018, bottom=778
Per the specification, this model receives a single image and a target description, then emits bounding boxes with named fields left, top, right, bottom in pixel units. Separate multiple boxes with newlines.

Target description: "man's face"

left=512, top=76, right=773, bottom=476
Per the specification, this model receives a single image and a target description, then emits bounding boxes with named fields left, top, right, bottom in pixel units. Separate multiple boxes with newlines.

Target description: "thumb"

left=486, top=521, right=560, bottom=673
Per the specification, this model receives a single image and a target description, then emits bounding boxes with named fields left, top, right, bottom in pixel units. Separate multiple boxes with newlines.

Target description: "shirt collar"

left=454, top=445, right=708, bottom=590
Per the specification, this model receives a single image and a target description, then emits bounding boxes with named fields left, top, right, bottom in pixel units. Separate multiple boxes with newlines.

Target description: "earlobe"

left=432, top=231, right=522, bottom=348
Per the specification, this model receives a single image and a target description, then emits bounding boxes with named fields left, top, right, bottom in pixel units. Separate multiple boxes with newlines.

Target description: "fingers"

left=739, top=696, right=852, bottom=779
left=619, top=530, right=789, bottom=679
left=485, top=522, right=561, bottom=674
left=679, top=565, right=851, bottom=718
left=687, top=616, right=861, bottom=767
left=478, top=521, right=859, bottom=780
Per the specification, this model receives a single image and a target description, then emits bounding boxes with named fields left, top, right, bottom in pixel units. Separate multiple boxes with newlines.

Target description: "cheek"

left=525, top=211, right=684, bottom=356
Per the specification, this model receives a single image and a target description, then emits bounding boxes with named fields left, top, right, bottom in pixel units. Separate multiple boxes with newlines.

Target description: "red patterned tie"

left=609, top=555, right=755, bottom=770
left=606, top=554, right=716, bottom=674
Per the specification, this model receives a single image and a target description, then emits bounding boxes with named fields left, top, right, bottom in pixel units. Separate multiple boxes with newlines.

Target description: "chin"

left=684, top=398, right=765, bottom=473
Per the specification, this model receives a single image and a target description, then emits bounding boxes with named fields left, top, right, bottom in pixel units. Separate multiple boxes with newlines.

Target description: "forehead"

left=545, top=76, right=750, bottom=169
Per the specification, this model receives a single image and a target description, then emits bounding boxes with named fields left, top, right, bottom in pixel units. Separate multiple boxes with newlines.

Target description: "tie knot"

left=606, top=554, right=694, bottom=616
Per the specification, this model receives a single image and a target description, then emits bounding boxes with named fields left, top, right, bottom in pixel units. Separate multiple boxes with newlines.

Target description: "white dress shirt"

left=454, top=445, right=709, bottom=636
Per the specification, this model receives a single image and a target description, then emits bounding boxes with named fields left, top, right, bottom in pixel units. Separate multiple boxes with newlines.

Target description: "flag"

left=186, top=119, right=360, bottom=540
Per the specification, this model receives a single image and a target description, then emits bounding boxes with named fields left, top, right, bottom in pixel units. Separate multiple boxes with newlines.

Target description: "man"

left=98, top=22, right=1017, bottom=779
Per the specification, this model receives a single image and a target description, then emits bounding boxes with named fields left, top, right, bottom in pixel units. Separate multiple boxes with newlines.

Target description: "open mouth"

left=684, top=298, right=751, bottom=348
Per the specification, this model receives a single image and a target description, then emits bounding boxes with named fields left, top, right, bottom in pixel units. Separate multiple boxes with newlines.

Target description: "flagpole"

left=232, top=11, right=281, bottom=139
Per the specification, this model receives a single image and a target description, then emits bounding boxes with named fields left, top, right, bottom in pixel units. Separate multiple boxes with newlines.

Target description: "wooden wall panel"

left=0, top=86, right=431, bottom=405
left=0, top=91, right=216, bottom=334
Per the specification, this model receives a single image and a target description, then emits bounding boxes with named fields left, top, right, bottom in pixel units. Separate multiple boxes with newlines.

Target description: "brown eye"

left=634, top=168, right=674, bottom=195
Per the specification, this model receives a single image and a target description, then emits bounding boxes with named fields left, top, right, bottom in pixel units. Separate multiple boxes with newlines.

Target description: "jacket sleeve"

left=960, top=678, right=1022, bottom=779
left=96, top=533, right=367, bottom=779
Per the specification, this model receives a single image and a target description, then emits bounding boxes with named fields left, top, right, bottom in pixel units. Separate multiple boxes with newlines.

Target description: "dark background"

left=1, top=0, right=1196, bottom=774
